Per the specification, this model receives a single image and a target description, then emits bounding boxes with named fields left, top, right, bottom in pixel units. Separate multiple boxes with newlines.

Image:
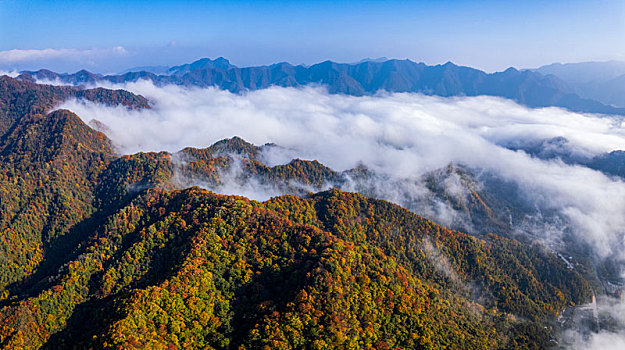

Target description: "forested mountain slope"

left=0, top=76, right=593, bottom=349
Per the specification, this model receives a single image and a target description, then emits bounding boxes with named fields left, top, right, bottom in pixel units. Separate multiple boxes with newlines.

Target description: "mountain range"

left=534, top=61, right=625, bottom=108
left=0, top=74, right=602, bottom=349
left=16, top=57, right=625, bottom=116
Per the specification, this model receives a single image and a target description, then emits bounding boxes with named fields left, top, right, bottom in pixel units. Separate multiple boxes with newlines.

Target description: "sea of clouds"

left=44, top=79, right=625, bottom=348
left=55, top=81, right=625, bottom=256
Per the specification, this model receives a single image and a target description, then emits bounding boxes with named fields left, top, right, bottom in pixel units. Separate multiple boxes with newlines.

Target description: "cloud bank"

left=0, top=71, right=19, bottom=78
left=55, top=82, right=625, bottom=264
left=0, top=47, right=127, bottom=63
left=0, top=47, right=128, bottom=73
left=564, top=295, right=625, bottom=350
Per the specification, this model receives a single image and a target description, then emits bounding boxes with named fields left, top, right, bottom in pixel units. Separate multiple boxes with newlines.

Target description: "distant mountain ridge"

left=17, top=57, right=625, bottom=115
left=118, top=65, right=170, bottom=75
left=533, top=61, right=625, bottom=108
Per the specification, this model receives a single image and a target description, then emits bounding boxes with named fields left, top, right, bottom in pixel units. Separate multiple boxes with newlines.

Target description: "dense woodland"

left=0, top=76, right=593, bottom=349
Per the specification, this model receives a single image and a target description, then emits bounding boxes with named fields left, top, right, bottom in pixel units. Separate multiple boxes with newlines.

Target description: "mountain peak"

left=353, top=57, right=389, bottom=64
left=167, top=57, right=235, bottom=76
left=212, top=56, right=231, bottom=64
left=207, top=136, right=259, bottom=159
left=193, top=57, right=231, bottom=65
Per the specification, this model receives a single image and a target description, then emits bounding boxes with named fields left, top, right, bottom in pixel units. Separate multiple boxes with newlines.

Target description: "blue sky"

left=1, top=0, right=624, bottom=73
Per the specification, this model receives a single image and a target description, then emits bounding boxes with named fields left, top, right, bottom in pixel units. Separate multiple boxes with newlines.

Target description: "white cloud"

left=55, top=82, right=625, bottom=263
left=0, top=70, right=19, bottom=78
left=564, top=296, right=625, bottom=350
left=0, top=47, right=128, bottom=69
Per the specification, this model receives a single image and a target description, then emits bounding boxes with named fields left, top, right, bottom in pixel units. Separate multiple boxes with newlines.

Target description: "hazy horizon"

left=5, top=54, right=625, bottom=76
